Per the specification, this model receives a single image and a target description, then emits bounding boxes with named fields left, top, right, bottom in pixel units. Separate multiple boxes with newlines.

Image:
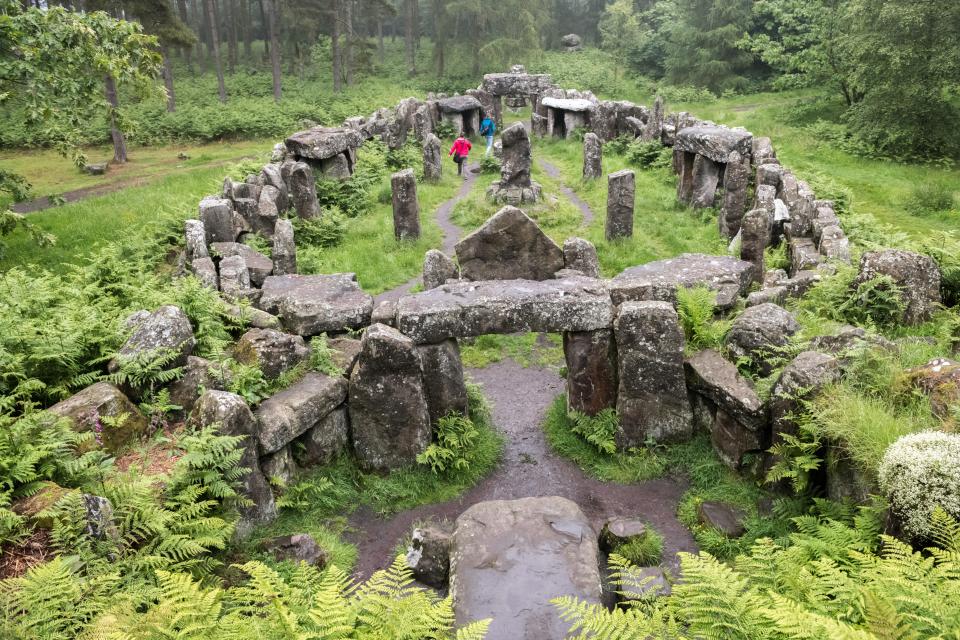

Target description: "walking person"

left=449, top=133, right=472, bottom=178
left=480, top=113, right=496, bottom=156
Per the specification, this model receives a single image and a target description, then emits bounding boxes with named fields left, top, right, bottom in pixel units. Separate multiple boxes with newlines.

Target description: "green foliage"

left=417, top=413, right=482, bottom=474
left=904, top=181, right=958, bottom=217
left=308, top=334, right=345, bottom=377
left=676, top=286, right=730, bottom=351
left=459, top=333, right=564, bottom=370
left=568, top=408, right=619, bottom=455
left=614, top=529, right=665, bottom=566
left=625, top=139, right=673, bottom=169
left=479, top=153, right=501, bottom=175
left=766, top=428, right=824, bottom=494
left=292, top=210, right=347, bottom=248
left=799, top=264, right=907, bottom=329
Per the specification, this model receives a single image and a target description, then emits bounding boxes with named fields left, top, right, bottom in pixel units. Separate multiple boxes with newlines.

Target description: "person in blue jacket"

left=480, top=113, right=496, bottom=155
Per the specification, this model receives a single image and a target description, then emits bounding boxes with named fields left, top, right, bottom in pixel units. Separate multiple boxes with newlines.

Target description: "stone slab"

left=257, top=273, right=373, bottom=336
left=609, top=253, right=754, bottom=311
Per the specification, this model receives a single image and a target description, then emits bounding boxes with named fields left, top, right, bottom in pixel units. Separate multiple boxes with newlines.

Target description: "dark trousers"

left=456, top=157, right=464, bottom=175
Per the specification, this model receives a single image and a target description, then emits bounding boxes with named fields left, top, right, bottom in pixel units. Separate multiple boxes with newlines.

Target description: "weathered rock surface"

left=582, top=132, right=602, bottom=179
left=396, top=276, right=613, bottom=343
left=190, top=256, right=219, bottom=289
left=327, top=336, right=363, bottom=376
left=437, top=95, right=483, bottom=113
left=610, top=253, right=754, bottom=311
left=615, top=301, right=693, bottom=447
left=192, top=391, right=276, bottom=536
left=907, top=358, right=960, bottom=421
left=684, top=349, right=765, bottom=430
left=563, top=237, right=601, bottom=278
left=599, top=517, right=649, bottom=552
left=724, top=303, right=799, bottom=375
left=288, top=162, right=321, bottom=219
left=211, top=242, right=273, bottom=287
left=450, top=497, right=601, bottom=640
left=285, top=126, right=363, bottom=161
left=349, top=324, right=432, bottom=471
left=371, top=300, right=397, bottom=327
left=423, top=133, right=442, bottom=181
left=768, top=352, right=841, bottom=464
left=675, top=125, right=753, bottom=164
left=48, top=382, right=149, bottom=452
left=258, top=274, right=373, bottom=336
left=256, top=372, right=348, bottom=455
left=272, top=219, right=297, bottom=276
left=218, top=255, right=251, bottom=299
left=740, top=208, right=769, bottom=284
left=233, top=328, right=310, bottom=380
left=423, top=249, right=458, bottom=290
left=564, top=330, right=617, bottom=416
left=500, top=122, right=533, bottom=187
left=199, top=196, right=236, bottom=243
left=391, top=168, right=421, bottom=240
left=294, top=406, right=349, bottom=466
left=184, top=219, right=208, bottom=262
left=406, top=524, right=453, bottom=588
left=168, top=356, right=232, bottom=419
left=261, top=445, right=295, bottom=485
left=417, top=339, right=469, bottom=425
left=605, top=169, right=635, bottom=240
left=263, top=533, right=329, bottom=568
left=690, top=155, right=721, bottom=209
left=455, top=206, right=564, bottom=281
left=112, top=305, right=196, bottom=371
left=697, top=501, right=746, bottom=537
left=856, top=249, right=942, bottom=325
left=560, top=33, right=583, bottom=51
left=720, top=151, right=750, bottom=237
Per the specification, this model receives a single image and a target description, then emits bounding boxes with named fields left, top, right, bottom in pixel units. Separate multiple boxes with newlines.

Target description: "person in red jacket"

left=449, top=134, right=472, bottom=177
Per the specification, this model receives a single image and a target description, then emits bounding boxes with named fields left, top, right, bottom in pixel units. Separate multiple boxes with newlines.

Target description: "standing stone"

left=192, top=391, right=276, bottom=537
left=455, top=206, right=564, bottom=281
left=562, top=237, right=601, bottom=278
left=219, top=255, right=251, bottom=299
left=260, top=164, right=289, bottom=212
left=414, top=104, right=434, bottom=140
left=606, top=169, right=635, bottom=240
left=272, top=219, right=297, bottom=276
left=582, top=132, right=602, bottom=179
left=349, top=324, right=432, bottom=471
left=199, top=196, right=235, bottom=244
left=487, top=122, right=541, bottom=204
left=255, top=186, right=281, bottom=235
left=690, top=155, right=720, bottom=209
left=190, top=257, right=219, bottom=289
left=391, top=168, right=420, bottom=241
left=423, top=133, right=442, bottom=182
left=740, top=208, right=769, bottom=285
left=184, top=219, right=208, bottom=263
left=676, top=150, right=696, bottom=204
left=614, top=301, right=693, bottom=447
left=423, top=249, right=458, bottom=290
left=720, top=151, right=750, bottom=237
left=641, top=95, right=664, bottom=142
left=564, top=330, right=617, bottom=416
left=406, top=524, right=453, bottom=589
left=288, top=162, right=321, bottom=219
left=417, top=339, right=469, bottom=425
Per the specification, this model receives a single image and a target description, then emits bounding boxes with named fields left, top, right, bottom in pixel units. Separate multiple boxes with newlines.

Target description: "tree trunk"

left=404, top=0, right=416, bottom=76
left=433, top=0, right=444, bottom=77
left=258, top=0, right=269, bottom=64
left=377, top=16, right=384, bottom=63
left=332, top=0, right=342, bottom=92
left=264, top=0, right=281, bottom=102
left=205, top=0, right=228, bottom=102
left=242, top=0, right=252, bottom=59
left=227, top=0, right=238, bottom=73
left=104, top=75, right=128, bottom=164
left=344, top=0, right=354, bottom=86
left=161, top=46, right=177, bottom=112
left=176, top=0, right=192, bottom=71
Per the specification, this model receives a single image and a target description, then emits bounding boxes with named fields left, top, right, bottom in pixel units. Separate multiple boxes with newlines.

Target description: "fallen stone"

left=48, top=382, right=149, bottom=452
left=684, top=349, right=766, bottom=430
left=818, top=225, right=851, bottom=263
left=906, top=358, right=960, bottom=422
left=752, top=137, right=777, bottom=166
left=564, top=330, right=617, bottom=416
left=789, top=237, right=822, bottom=274
left=349, top=324, right=432, bottom=471
left=563, top=237, right=601, bottom=278
left=675, top=125, right=752, bottom=164
left=609, top=253, right=754, bottom=311
left=82, top=494, right=118, bottom=541
left=455, top=206, right=564, bottom=281
left=211, top=242, right=273, bottom=287
left=260, top=164, right=289, bottom=212
left=262, top=533, right=329, bottom=568
left=808, top=325, right=892, bottom=357
left=233, top=328, right=310, bottom=380
left=258, top=274, right=373, bottom=336
left=724, top=303, right=800, bottom=375
left=697, top=501, right=746, bottom=537
left=768, top=352, right=841, bottom=462
left=85, top=162, right=108, bottom=175
left=10, top=482, right=71, bottom=530
left=606, top=169, right=635, bottom=240
left=224, top=303, right=280, bottom=330
left=560, top=33, right=583, bottom=50
left=255, top=372, right=348, bottom=454
left=711, top=408, right=765, bottom=470
left=396, top=276, right=613, bottom=343
left=423, top=249, right=459, bottom=290
left=856, top=249, right=942, bottom=325
left=294, top=406, right=349, bottom=466
left=450, top=497, right=601, bottom=640
left=406, top=524, right=453, bottom=589
left=615, top=301, right=693, bottom=447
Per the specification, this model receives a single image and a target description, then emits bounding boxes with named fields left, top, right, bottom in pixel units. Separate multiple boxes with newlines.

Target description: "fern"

left=676, top=286, right=730, bottom=352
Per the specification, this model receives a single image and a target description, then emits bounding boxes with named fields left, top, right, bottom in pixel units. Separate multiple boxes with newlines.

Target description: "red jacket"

left=449, top=137, right=472, bottom=158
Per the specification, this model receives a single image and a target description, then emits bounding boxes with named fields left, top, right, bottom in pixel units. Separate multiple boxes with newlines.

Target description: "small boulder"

left=211, top=242, right=273, bottom=287
left=906, top=358, right=960, bottom=422
left=48, top=382, right=149, bottom=452
left=423, top=249, right=458, bottom=290
left=417, top=339, right=469, bottom=425
left=724, top=303, right=799, bottom=375
left=218, top=255, right=252, bottom=299
left=233, top=328, right=310, bottom=380
left=294, top=406, right=349, bottom=466
left=562, top=237, right=601, bottom=278
left=697, top=501, right=746, bottom=537
left=599, top=517, right=649, bottom=552
left=856, top=249, right=942, bottom=325
left=184, top=219, right=208, bottom=263
left=258, top=274, right=373, bottom=336
left=371, top=300, right=397, bottom=327
left=262, top=533, right=329, bottom=568
left=327, top=336, right=362, bottom=376
left=406, top=523, right=453, bottom=588
left=168, top=356, right=232, bottom=418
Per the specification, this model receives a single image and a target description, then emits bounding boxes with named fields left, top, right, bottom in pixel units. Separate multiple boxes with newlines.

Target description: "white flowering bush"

left=878, top=431, right=960, bottom=538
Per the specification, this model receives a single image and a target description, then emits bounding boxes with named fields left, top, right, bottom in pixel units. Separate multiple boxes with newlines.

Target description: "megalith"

left=582, top=132, right=602, bottom=179
left=690, top=155, right=721, bottom=209
left=487, top=122, right=541, bottom=204
left=288, top=161, right=321, bottom=219
left=719, top=151, right=750, bottom=237
left=423, top=133, right=442, bottom=182
left=605, top=169, right=635, bottom=240
left=740, top=208, right=769, bottom=285
left=272, top=218, right=297, bottom=276
left=564, top=329, right=617, bottom=416
left=391, top=168, right=421, bottom=240
left=455, top=206, right=564, bottom=281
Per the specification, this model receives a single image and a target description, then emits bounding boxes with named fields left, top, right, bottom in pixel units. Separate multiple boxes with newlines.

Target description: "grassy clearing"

left=460, top=332, right=564, bottom=370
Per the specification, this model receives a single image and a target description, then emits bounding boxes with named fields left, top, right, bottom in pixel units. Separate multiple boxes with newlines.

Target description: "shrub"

left=291, top=211, right=346, bottom=248
left=479, top=154, right=501, bottom=175
left=417, top=412, right=481, bottom=474
left=879, top=431, right=960, bottom=539
left=800, top=264, right=907, bottom=329
left=625, top=139, right=671, bottom=169
left=905, top=182, right=957, bottom=216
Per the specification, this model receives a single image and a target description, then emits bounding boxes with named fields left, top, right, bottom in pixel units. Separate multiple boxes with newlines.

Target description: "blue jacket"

left=480, top=117, right=496, bottom=137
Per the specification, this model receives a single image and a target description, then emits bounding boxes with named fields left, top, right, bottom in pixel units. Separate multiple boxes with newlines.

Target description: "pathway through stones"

left=538, top=158, right=597, bottom=226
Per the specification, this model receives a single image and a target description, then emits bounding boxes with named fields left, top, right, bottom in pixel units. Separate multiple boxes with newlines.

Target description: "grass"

left=460, top=332, right=564, bottom=370
left=614, top=528, right=664, bottom=566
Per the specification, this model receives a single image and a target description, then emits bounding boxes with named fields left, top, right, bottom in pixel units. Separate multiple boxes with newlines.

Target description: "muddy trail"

left=347, top=360, right=697, bottom=579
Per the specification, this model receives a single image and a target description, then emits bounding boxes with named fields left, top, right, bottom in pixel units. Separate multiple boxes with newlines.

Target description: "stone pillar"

left=676, top=151, right=696, bottom=205
left=199, top=196, right=235, bottom=243
left=719, top=151, right=750, bottom=237
left=690, top=155, right=721, bottom=209
left=605, top=169, right=635, bottom=241
left=614, top=301, right=693, bottom=447
left=564, top=330, right=617, bottom=416
left=582, top=132, right=602, bottom=180
left=185, top=219, right=208, bottom=263
left=417, top=339, right=469, bottom=425
left=391, top=168, right=420, bottom=240
left=641, top=95, right=663, bottom=142
left=423, top=249, right=458, bottom=290
left=288, top=162, right=321, bottom=219
left=272, top=218, right=297, bottom=275
left=740, top=208, right=769, bottom=286
left=423, top=133, right=442, bottom=182
left=349, top=324, right=432, bottom=471
left=532, top=98, right=549, bottom=137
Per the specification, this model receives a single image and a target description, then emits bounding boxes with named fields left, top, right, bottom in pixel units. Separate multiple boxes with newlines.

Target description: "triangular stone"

left=455, top=206, right=564, bottom=281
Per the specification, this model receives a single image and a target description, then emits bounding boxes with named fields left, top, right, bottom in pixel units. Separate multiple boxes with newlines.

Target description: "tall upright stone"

left=349, top=324, right=432, bottom=471
left=690, top=155, right=720, bottom=209
left=423, top=133, right=442, bottom=182
left=675, top=150, right=696, bottom=204
left=582, top=132, right=602, bottom=179
left=642, top=95, right=664, bottom=142
left=288, top=162, right=321, bottom=219
left=615, top=301, right=693, bottom=447
left=272, top=219, right=297, bottom=275
left=487, top=122, right=541, bottom=204
left=605, top=169, right=635, bottom=240
left=740, top=208, right=769, bottom=285
left=564, top=330, right=617, bottom=416
left=391, top=168, right=421, bottom=240
left=719, top=151, right=750, bottom=237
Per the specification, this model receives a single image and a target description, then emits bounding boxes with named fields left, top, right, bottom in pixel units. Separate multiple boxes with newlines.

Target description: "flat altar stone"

left=257, top=273, right=373, bottom=336
left=438, top=95, right=483, bottom=113
left=609, top=253, right=754, bottom=310
left=285, top=126, right=363, bottom=160
left=675, top=125, right=753, bottom=164
left=450, top=496, right=602, bottom=640
left=541, top=96, right=594, bottom=112
left=396, top=276, right=613, bottom=343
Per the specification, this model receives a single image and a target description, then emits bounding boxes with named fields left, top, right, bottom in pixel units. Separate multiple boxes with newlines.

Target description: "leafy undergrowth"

left=460, top=332, right=564, bottom=370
